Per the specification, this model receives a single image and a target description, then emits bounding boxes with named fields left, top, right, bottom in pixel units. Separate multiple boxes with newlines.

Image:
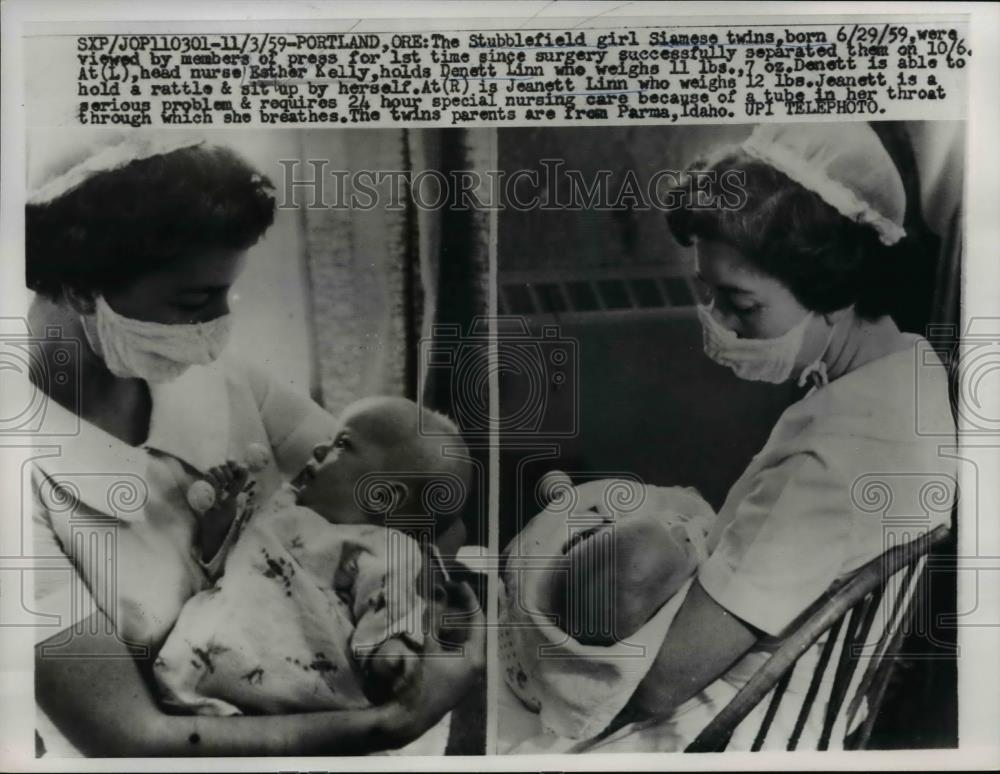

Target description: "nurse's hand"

left=383, top=581, right=485, bottom=746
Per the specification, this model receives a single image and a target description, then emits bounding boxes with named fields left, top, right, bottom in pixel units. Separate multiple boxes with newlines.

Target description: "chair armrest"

left=685, top=524, right=950, bottom=752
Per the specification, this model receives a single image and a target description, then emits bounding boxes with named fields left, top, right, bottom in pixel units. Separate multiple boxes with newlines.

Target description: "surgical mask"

left=81, top=295, right=232, bottom=384
left=697, top=303, right=832, bottom=387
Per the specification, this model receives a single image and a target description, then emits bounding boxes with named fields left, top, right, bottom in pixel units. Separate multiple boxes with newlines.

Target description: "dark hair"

left=666, top=146, right=908, bottom=320
left=26, top=144, right=276, bottom=299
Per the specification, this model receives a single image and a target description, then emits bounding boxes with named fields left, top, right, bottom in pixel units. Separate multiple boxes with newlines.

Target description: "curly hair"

left=26, top=144, right=276, bottom=299
left=666, top=146, right=908, bottom=320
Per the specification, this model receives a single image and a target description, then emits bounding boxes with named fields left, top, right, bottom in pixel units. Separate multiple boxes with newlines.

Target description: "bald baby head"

left=340, top=397, right=460, bottom=463
left=296, top=397, right=472, bottom=538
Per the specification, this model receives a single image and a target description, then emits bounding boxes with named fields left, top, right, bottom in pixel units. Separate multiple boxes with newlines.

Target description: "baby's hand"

left=207, top=460, right=251, bottom=500
left=361, top=638, right=420, bottom=705
left=195, top=460, right=253, bottom=562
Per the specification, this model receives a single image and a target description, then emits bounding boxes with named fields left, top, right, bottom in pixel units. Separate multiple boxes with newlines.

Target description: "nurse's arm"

left=627, top=579, right=759, bottom=718
left=35, top=603, right=482, bottom=756
left=244, top=362, right=340, bottom=476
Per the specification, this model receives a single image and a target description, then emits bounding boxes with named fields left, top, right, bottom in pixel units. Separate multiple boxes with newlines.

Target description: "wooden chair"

left=685, top=524, right=952, bottom=752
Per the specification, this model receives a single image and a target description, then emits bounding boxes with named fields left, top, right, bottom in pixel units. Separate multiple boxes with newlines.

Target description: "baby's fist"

left=361, top=638, right=419, bottom=704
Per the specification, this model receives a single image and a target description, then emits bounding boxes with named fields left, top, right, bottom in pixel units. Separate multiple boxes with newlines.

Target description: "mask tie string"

left=797, top=318, right=839, bottom=389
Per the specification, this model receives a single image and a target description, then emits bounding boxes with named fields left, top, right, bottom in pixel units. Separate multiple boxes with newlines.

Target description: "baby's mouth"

left=289, top=460, right=315, bottom=488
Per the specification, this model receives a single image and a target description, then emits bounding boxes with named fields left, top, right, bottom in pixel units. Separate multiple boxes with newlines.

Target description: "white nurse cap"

left=27, top=131, right=205, bottom=206
left=741, top=123, right=907, bottom=246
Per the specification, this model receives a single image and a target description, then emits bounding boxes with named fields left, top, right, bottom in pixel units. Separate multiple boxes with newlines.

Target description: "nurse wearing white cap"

left=569, top=123, right=956, bottom=752
left=27, top=133, right=483, bottom=756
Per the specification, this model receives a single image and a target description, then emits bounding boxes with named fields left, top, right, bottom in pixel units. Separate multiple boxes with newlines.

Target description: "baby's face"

left=295, top=412, right=396, bottom=524
left=294, top=399, right=469, bottom=559
left=545, top=513, right=698, bottom=644
left=296, top=400, right=448, bottom=525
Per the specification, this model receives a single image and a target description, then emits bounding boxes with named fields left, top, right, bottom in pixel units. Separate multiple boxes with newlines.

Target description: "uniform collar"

left=144, top=358, right=231, bottom=472
left=34, top=361, right=231, bottom=518
left=784, top=334, right=929, bottom=440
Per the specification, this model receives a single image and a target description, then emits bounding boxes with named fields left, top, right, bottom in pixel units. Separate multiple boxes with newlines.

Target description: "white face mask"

left=81, top=295, right=232, bottom=384
left=697, top=303, right=828, bottom=386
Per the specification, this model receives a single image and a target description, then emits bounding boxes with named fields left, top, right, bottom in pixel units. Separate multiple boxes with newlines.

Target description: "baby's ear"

left=359, top=478, right=410, bottom=515
left=389, top=481, right=410, bottom=514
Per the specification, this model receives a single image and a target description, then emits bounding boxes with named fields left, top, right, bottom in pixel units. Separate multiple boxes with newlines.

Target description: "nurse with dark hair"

left=507, top=123, right=956, bottom=753
left=625, top=123, right=954, bottom=749
left=27, top=136, right=483, bottom=757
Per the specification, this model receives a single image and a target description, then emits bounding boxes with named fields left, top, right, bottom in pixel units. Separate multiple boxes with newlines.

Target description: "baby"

left=154, top=397, right=472, bottom=716
left=499, top=472, right=714, bottom=740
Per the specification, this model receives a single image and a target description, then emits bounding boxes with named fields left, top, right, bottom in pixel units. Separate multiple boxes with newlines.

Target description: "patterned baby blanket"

left=155, top=488, right=430, bottom=716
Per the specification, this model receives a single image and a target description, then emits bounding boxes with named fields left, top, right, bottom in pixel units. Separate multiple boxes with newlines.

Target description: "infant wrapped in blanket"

left=499, top=473, right=715, bottom=741
left=154, top=397, right=471, bottom=716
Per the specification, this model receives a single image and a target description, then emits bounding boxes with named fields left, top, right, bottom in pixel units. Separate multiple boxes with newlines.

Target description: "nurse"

left=583, top=123, right=957, bottom=751
left=27, top=135, right=483, bottom=755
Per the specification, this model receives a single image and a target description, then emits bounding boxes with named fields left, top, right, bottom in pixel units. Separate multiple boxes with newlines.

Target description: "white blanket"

left=155, top=489, right=429, bottom=716
left=499, top=481, right=714, bottom=741
left=499, top=624, right=864, bottom=754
